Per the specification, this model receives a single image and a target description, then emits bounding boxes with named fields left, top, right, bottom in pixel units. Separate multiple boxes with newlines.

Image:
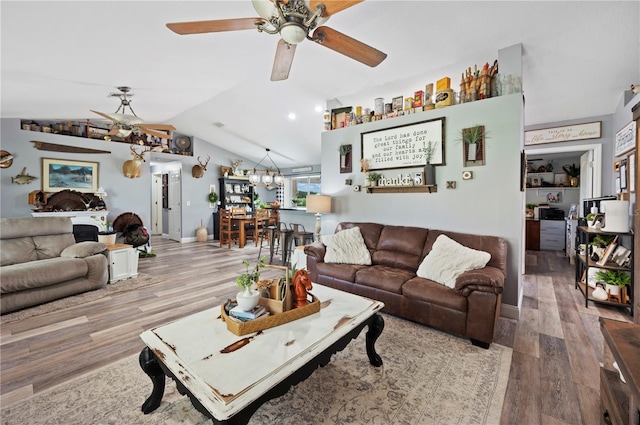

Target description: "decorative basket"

left=221, top=294, right=320, bottom=336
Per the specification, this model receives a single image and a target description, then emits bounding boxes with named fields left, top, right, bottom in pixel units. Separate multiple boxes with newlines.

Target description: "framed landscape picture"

left=42, top=158, right=99, bottom=193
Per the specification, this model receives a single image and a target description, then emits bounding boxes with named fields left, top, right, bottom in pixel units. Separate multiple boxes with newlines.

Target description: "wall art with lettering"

left=524, top=121, right=601, bottom=146
left=614, top=121, right=636, bottom=157
left=361, top=118, right=445, bottom=171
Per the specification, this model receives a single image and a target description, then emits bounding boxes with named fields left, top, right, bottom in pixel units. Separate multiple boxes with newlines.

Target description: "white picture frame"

left=614, top=121, right=636, bottom=157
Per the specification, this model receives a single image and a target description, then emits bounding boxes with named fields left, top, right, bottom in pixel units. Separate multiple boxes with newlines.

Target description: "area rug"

left=0, top=315, right=511, bottom=425
left=0, top=273, right=164, bottom=324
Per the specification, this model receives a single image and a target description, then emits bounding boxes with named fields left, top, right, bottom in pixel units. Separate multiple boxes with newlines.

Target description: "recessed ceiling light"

left=314, top=105, right=323, bottom=112
left=288, top=113, right=296, bottom=120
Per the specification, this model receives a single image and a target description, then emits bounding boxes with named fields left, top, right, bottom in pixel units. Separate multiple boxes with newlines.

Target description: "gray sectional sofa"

left=1, top=216, right=109, bottom=314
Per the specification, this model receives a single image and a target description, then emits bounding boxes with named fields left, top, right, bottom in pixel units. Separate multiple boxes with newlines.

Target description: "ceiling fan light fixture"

left=280, top=22, right=307, bottom=44
left=252, top=0, right=278, bottom=20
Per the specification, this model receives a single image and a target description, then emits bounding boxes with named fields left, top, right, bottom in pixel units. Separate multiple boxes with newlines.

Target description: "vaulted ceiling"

left=2, top=1, right=638, bottom=168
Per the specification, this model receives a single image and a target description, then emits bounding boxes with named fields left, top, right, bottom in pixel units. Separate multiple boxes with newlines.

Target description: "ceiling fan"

left=166, top=0, right=387, bottom=81
left=90, top=86, right=176, bottom=140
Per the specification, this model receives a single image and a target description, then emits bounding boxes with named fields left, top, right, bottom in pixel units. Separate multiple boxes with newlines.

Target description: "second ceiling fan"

left=166, top=0, right=387, bottom=81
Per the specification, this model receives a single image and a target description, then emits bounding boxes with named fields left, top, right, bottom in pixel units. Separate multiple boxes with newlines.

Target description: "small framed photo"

left=554, top=173, right=566, bottom=186
left=392, top=96, right=403, bottom=112
left=531, top=176, right=542, bottom=187
left=414, top=172, right=424, bottom=185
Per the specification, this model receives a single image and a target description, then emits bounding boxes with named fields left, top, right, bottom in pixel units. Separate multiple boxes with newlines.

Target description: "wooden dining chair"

left=219, top=208, right=240, bottom=248
left=247, top=208, right=270, bottom=245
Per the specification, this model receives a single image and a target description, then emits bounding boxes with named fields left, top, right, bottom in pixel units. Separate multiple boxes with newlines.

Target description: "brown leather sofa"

left=304, top=222, right=507, bottom=348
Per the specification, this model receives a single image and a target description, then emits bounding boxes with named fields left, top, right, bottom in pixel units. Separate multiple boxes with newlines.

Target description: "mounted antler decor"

left=123, top=145, right=150, bottom=178
left=192, top=155, right=210, bottom=178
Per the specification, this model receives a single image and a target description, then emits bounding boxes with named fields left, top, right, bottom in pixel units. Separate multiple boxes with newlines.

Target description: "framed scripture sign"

left=524, top=121, right=601, bottom=146
left=614, top=121, right=636, bottom=157
left=361, top=118, right=445, bottom=171
left=42, top=158, right=99, bottom=193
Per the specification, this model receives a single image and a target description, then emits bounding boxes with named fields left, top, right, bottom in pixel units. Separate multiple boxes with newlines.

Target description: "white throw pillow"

left=324, top=227, right=372, bottom=265
left=417, top=234, right=491, bottom=288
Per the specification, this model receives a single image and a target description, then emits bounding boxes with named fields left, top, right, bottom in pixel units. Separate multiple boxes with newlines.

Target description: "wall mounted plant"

left=460, top=125, right=486, bottom=167
left=339, top=144, right=352, bottom=174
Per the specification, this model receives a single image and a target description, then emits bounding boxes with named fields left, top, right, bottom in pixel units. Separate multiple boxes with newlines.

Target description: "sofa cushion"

left=1, top=237, right=40, bottom=266
left=61, top=241, right=106, bottom=258
left=372, top=226, right=429, bottom=271
left=417, top=234, right=491, bottom=288
left=403, top=277, right=468, bottom=312
left=323, top=227, right=371, bottom=265
left=0, top=257, right=89, bottom=293
left=316, top=262, right=366, bottom=282
left=355, top=265, right=414, bottom=294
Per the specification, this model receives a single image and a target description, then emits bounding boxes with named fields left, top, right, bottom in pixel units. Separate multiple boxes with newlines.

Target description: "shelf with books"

left=575, top=226, right=634, bottom=315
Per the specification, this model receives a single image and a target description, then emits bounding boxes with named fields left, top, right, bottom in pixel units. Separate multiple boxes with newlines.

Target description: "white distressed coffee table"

left=139, top=284, right=385, bottom=425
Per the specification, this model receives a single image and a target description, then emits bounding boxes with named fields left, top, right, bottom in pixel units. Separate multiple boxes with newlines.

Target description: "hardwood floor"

left=0, top=237, right=633, bottom=424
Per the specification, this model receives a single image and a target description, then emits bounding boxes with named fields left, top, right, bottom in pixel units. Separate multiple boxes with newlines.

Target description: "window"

left=284, top=175, right=321, bottom=209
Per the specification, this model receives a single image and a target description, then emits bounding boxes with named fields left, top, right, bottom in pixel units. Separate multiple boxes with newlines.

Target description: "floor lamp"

left=306, top=194, right=332, bottom=242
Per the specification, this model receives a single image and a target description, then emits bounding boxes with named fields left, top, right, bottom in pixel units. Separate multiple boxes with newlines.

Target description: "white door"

left=168, top=170, right=181, bottom=242
left=151, top=174, right=163, bottom=235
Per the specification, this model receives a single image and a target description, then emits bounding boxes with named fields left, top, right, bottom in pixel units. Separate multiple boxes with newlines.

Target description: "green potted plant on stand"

left=235, top=256, right=266, bottom=311
left=595, top=269, right=630, bottom=301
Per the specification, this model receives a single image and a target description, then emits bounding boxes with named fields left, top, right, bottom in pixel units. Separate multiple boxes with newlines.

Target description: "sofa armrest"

left=304, top=242, right=326, bottom=263
left=61, top=241, right=106, bottom=259
left=454, top=266, right=504, bottom=296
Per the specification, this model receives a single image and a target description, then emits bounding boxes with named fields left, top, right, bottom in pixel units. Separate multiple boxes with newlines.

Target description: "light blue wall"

left=319, top=94, right=525, bottom=308
left=0, top=118, right=273, bottom=240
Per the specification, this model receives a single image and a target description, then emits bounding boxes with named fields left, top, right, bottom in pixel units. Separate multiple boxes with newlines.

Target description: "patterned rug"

left=0, top=315, right=511, bottom=425
left=0, top=273, right=164, bottom=324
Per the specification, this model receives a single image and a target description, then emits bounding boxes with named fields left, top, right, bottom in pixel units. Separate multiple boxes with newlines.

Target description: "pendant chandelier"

left=247, top=148, right=284, bottom=186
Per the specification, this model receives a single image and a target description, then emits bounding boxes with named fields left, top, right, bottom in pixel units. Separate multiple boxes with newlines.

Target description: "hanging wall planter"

left=461, top=125, right=486, bottom=167
left=339, top=144, right=352, bottom=174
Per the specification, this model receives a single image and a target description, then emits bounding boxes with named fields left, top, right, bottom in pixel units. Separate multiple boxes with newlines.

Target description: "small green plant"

left=526, top=203, right=537, bottom=211
left=339, top=144, right=351, bottom=156
left=590, top=234, right=615, bottom=247
left=423, top=141, right=435, bottom=164
left=595, top=269, right=631, bottom=287
left=562, top=163, right=580, bottom=177
left=100, top=221, right=114, bottom=234
left=236, top=256, right=266, bottom=292
left=366, top=172, right=382, bottom=182
left=460, top=125, right=484, bottom=144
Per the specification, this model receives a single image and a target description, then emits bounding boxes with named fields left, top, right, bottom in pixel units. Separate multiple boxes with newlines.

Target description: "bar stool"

left=258, top=221, right=294, bottom=266
left=289, top=223, right=314, bottom=247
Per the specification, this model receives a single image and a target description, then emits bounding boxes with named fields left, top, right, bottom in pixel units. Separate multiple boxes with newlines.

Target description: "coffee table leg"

left=139, top=347, right=166, bottom=414
left=366, top=313, right=384, bottom=367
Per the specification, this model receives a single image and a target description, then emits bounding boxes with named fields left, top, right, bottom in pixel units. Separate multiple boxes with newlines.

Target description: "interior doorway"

left=151, top=173, right=163, bottom=235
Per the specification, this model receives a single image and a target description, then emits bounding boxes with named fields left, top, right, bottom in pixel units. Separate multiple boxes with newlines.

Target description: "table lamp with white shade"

left=306, top=194, right=332, bottom=242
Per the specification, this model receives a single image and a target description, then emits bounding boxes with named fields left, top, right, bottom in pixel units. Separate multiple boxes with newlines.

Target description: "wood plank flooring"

left=0, top=237, right=633, bottom=424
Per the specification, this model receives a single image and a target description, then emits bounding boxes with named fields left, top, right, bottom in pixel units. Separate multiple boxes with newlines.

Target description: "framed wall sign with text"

left=361, top=118, right=445, bottom=171
left=524, top=121, right=601, bottom=146
left=614, top=121, right=636, bottom=157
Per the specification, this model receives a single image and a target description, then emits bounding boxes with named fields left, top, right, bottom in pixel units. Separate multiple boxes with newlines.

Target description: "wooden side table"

left=105, top=243, right=139, bottom=283
left=600, top=318, right=640, bottom=425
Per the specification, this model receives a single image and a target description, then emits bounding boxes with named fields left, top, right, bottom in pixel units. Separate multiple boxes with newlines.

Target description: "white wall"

left=319, top=94, right=525, bottom=309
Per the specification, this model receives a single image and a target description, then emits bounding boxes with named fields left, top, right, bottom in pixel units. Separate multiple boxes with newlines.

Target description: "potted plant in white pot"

left=460, top=125, right=484, bottom=161
left=98, top=221, right=116, bottom=245
left=366, top=172, right=382, bottom=187
left=235, top=256, right=266, bottom=311
left=595, top=269, right=630, bottom=300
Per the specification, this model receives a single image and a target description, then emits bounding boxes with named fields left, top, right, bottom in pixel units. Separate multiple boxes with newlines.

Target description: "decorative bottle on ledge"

left=424, top=163, right=435, bottom=186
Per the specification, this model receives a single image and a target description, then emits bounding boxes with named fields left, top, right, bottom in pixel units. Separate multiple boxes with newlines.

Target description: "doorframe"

left=524, top=142, right=602, bottom=198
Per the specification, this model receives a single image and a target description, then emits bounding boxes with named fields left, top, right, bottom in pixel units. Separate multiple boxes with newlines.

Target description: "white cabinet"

left=106, top=244, right=139, bottom=283
left=540, top=220, right=565, bottom=251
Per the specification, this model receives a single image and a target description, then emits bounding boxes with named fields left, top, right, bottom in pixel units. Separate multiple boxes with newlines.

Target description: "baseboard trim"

left=500, top=303, right=520, bottom=320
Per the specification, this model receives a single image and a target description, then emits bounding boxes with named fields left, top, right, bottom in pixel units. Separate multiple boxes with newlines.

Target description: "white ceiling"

left=2, top=1, right=639, bottom=168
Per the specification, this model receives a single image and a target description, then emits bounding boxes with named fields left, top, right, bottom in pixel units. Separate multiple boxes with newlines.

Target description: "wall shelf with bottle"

left=574, top=226, right=634, bottom=315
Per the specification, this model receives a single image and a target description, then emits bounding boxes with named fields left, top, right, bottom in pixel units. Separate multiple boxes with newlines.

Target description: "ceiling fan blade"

left=313, top=26, right=386, bottom=67
left=310, top=0, right=363, bottom=17
left=166, top=18, right=262, bottom=35
left=90, top=110, right=118, bottom=122
left=139, top=128, right=172, bottom=139
left=138, top=123, right=176, bottom=131
left=271, top=39, right=297, bottom=81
